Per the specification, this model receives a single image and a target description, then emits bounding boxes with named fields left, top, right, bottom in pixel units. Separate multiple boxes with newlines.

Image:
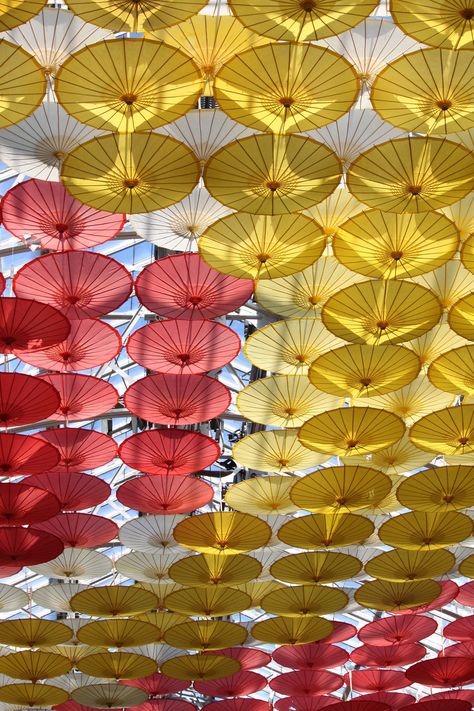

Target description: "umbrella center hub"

left=121, top=93, right=138, bottom=105
left=407, top=184, right=423, bottom=195
left=460, top=7, right=474, bottom=18
left=300, top=0, right=317, bottom=10
left=124, top=178, right=140, bottom=189
left=436, top=99, right=453, bottom=110
left=279, top=96, right=295, bottom=108
left=266, top=181, right=281, bottom=192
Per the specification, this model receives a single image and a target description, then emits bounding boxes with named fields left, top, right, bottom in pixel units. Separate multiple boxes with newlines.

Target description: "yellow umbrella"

left=298, top=406, right=405, bottom=458
left=66, top=0, right=207, bottom=33
left=56, top=38, right=201, bottom=133
left=199, top=213, right=326, bottom=280
left=0, top=619, right=72, bottom=648
left=270, top=551, right=362, bottom=584
left=354, top=579, right=441, bottom=611
left=396, top=465, right=474, bottom=512
left=277, top=513, right=374, bottom=549
left=334, top=210, right=459, bottom=278
left=290, top=465, right=392, bottom=514
left=135, top=612, right=188, bottom=642
left=347, top=136, right=474, bottom=212
left=173, top=512, right=271, bottom=555
left=235, top=581, right=284, bottom=608
left=390, top=0, right=474, bottom=49
left=365, top=548, right=456, bottom=582
left=352, top=376, right=455, bottom=427
left=440, top=193, right=474, bottom=242
left=342, top=433, right=433, bottom=474
left=203, top=133, right=342, bottom=215
left=321, top=279, right=442, bottom=345
left=0, top=0, right=46, bottom=31
left=372, top=48, right=474, bottom=134
left=164, top=586, right=251, bottom=617
left=0, top=39, right=45, bottom=129
left=429, top=345, right=474, bottom=394
left=308, top=344, right=421, bottom=399
left=459, top=553, right=474, bottom=578
left=449, top=292, right=474, bottom=341
left=254, top=256, right=366, bottom=319
left=243, top=318, right=346, bottom=376
left=232, top=430, right=329, bottom=473
left=378, top=510, right=473, bottom=550
left=227, top=0, right=378, bottom=41
left=236, top=375, right=342, bottom=429
left=168, top=553, right=262, bottom=587
left=76, top=619, right=160, bottom=649
left=163, top=620, right=247, bottom=651
left=409, top=404, right=474, bottom=455
left=412, top=260, right=474, bottom=310
left=407, top=323, right=469, bottom=369
left=214, top=42, right=358, bottom=134
left=77, top=652, right=157, bottom=680
left=0, top=650, right=72, bottom=681
left=224, top=476, right=298, bottom=515
left=304, top=188, right=365, bottom=239
left=69, top=586, right=158, bottom=617
left=61, top=132, right=199, bottom=214
left=161, top=654, right=240, bottom=681
left=251, top=616, right=334, bottom=646
left=0, top=683, right=68, bottom=707
left=261, top=584, right=348, bottom=617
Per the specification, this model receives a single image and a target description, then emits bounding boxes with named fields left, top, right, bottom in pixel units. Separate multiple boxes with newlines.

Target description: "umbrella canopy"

left=126, top=319, right=241, bottom=374
left=347, top=670, right=409, bottom=692
left=270, top=551, right=362, bottom=585
left=119, top=515, right=186, bottom=553
left=0, top=481, right=60, bottom=525
left=120, top=672, right=190, bottom=695
left=244, top=318, right=346, bottom=375
left=168, top=553, right=262, bottom=587
left=19, top=317, right=121, bottom=372
left=272, top=642, right=349, bottom=670
left=66, top=0, right=207, bottom=33
left=378, top=510, right=472, bottom=550
left=364, top=548, right=455, bottom=582
left=261, top=584, right=348, bottom=617
left=204, top=133, right=342, bottom=214
left=72, top=684, right=148, bottom=708
left=203, top=648, right=271, bottom=672
left=36, top=427, right=117, bottom=474
left=227, top=0, right=378, bottom=41
left=321, top=280, right=442, bottom=345
left=70, top=586, right=157, bottom=618
left=409, top=404, right=474, bottom=455
left=224, top=476, right=298, bottom=515
left=32, top=512, right=118, bottom=548
left=396, top=465, right=474, bottom=512
left=277, top=513, right=374, bottom=549
left=165, top=586, right=251, bottom=617
left=290, top=465, right=392, bottom=514
left=232, top=430, right=329, bottom=473
left=406, top=657, right=474, bottom=687
left=173, top=512, right=271, bottom=555
left=38, top=373, right=119, bottom=421
left=236, top=376, right=341, bottom=429
left=124, top=374, right=230, bottom=426
left=0, top=618, right=71, bottom=647
left=135, top=254, right=253, bottom=320
left=333, top=210, right=459, bottom=279
left=214, top=42, right=358, bottom=134
left=347, top=137, right=474, bottom=212
left=116, top=476, right=214, bottom=515
left=60, top=132, right=199, bottom=214
left=119, top=429, right=220, bottom=476
left=0, top=297, right=70, bottom=355
left=56, top=38, right=202, bottom=133
left=0, top=39, right=45, bottom=128
left=0, top=682, right=68, bottom=706
left=13, top=250, right=132, bottom=319
left=449, top=292, right=474, bottom=341
left=161, top=654, right=240, bottom=681
left=0, top=523, right=63, bottom=566
left=77, top=651, right=157, bottom=680
left=0, top=432, right=59, bottom=476
left=1, top=178, right=125, bottom=251
left=251, top=616, right=334, bottom=646
left=355, top=579, right=442, bottom=612
left=29, top=547, right=112, bottom=581
left=390, top=0, right=474, bottom=49
left=298, top=406, right=405, bottom=458
left=194, top=671, right=267, bottom=698
left=163, top=619, right=247, bottom=651
left=0, top=650, right=71, bottom=680
left=27, top=471, right=110, bottom=511
left=351, top=643, right=426, bottom=667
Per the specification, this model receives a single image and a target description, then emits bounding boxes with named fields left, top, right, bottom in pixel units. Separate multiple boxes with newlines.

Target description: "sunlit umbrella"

left=347, top=137, right=474, bottom=212
left=70, top=586, right=158, bottom=617
left=0, top=618, right=72, bottom=648
left=29, top=547, right=112, bottom=581
left=199, top=213, right=326, bottom=280
left=334, top=210, right=459, bottom=279
left=270, top=551, right=362, bottom=585
left=354, top=579, right=441, bottom=611
left=161, top=654, right=240, bottom=681
left=0, top=39, right=45, bottom=129
left=119, top=515, right=185, bottom=554
left=66, top=0, right=207, bottom=33
left=0, top=650, right=71, bottom=680
left=204, top=134, right=342, bottom=214
left=163, top=619, right=247, bottom=651
left=168, top=553, right=261, bottom=588
left=277, top=513, right=374, bottom=549
left=449, top=292, right=474, bottom=341
left=364, top=548, right=455, bottom=581
left=390, top=0, right=474, bottom=49
left=77, top=652, right=157, bottom=680
left=173, top=512, right=271, bottom=555
left=72, top=684, right=148, bottom=708
left=61, top=132, right=199, bottom=214
left=0, top=682, right=68, bottom=707
left=165, top=586, right=251, bottom=617
left=397, top=465, right=474, bottom=512
left=261, top=584, right=347, bottom=617
left=409, top=404, right=474, bottom=455
left=233, top=430, right=329, bottom=473
left=378, top=510, right=472, bottom=549
left=251, top=616, right=334, bottom=646
left=224, top=476, right=298, bottom=515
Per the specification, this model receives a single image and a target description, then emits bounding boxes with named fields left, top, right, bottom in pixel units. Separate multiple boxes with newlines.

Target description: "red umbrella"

left=0, top=564, right=21, bottom=578
left=326, top=702, right=390, bottom=711
left=126, top=319, right=241, bottom=374
left=319, top=621, right=357, bottom=644
left=406, top=657, right=474, bottom=687
left=357, top=694, right=413, bottom=710
left=206, top=702, right=271, bottom=711
left=25, top=472, right=111, bottom=511
left=0, top=373, right=60, bottom=427
left=456, top=581, right=474, bottom=608
left=0, top=482, right=61, bottom=526
left=31, top=512, right=118, bottom=548
left=135, top=254, right=253, bottom=321
left=204, top=647, right=272, bottom=671
left=442, top=642, right=474, bottom=659
left=120, top=673, right=190, bottom=696
left=124, top=374, right=231, bottom=425
left=350, top=643, right=426, bottom=667
left=275, top=699, right=338, bottom=711
left=116, top=475, right=214, bottom=514
left=358, top=615, right=437, bottom=646
left=119, top=429, right=220, bottom=476
left=444, top=615, right=474, bottom=642
left=403, top=701, right=471, bottom=711
left=19, top=318, right=121, bottom=372
left=39, top=374, right=119, bottom=421
left=0, top=297, right=70, bottom=354
left=272, top=643, right=349, bottom=669
left=35, top=428, right=117, bottom=474
left=13, top=251, right=133, bottom=319
left=346, top=670, right=409, bottom=693
left=392, top=581, right=459, bottom=615
left=1, top=179, right=125, bottom=251
left=0, top=433, right=59, bottom=476
left=269, top=670, right=343, bottom=697
left=420, top=691, right=474, bottom=705
left=0, top=527, right=64, bottom=565
left=194, top=671, right=267, bottom=698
